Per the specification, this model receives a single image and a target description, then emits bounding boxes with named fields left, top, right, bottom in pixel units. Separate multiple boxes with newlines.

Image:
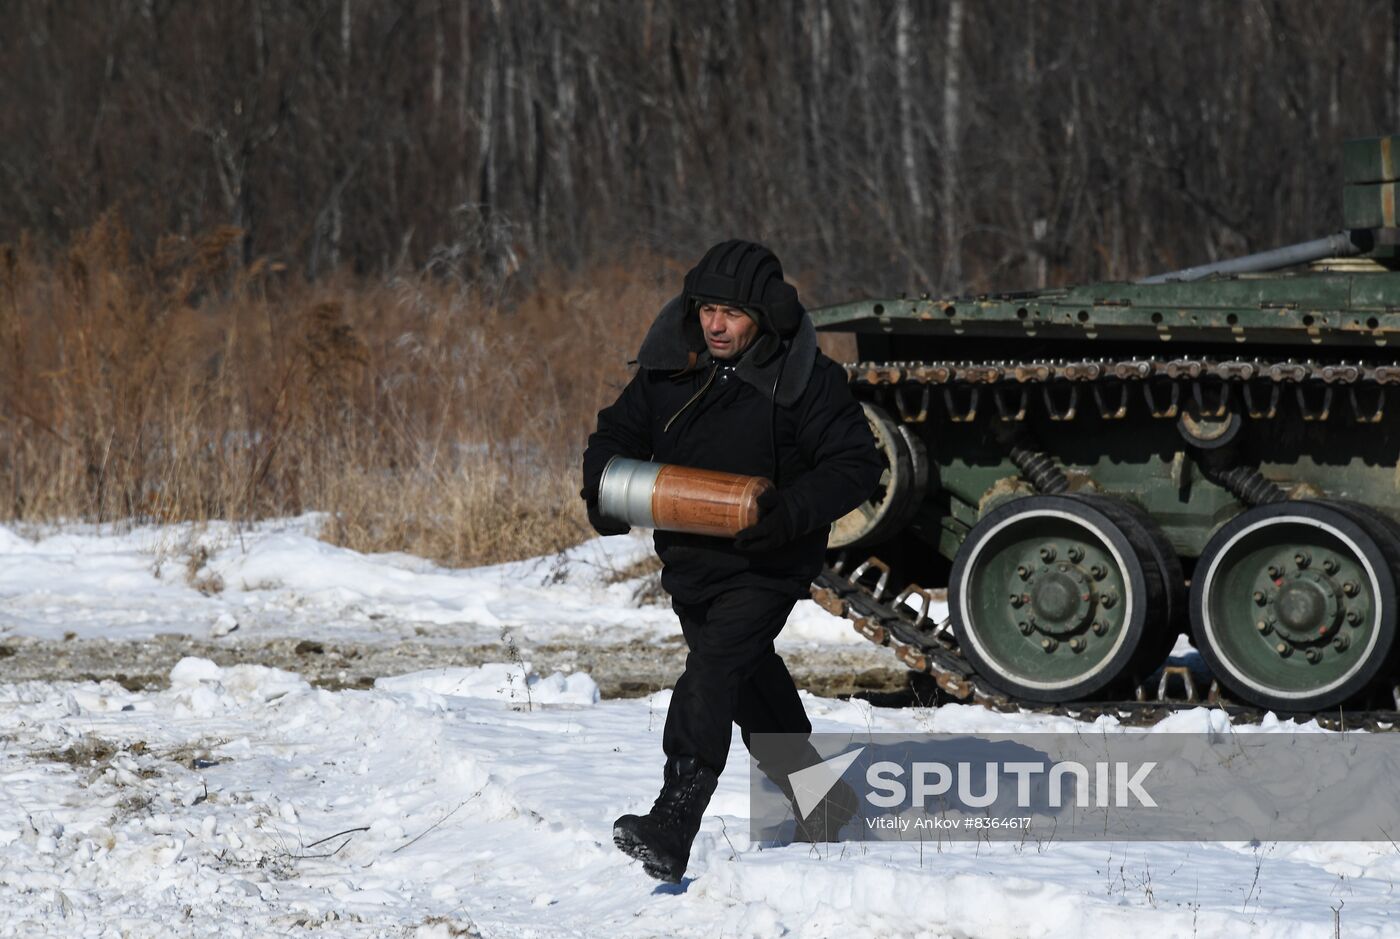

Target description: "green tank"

left=812, top=135, right=1400, bottom=716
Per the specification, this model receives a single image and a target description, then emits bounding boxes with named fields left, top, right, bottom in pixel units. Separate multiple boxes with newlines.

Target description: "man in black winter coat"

left=580, top=240, right=882, bottom=883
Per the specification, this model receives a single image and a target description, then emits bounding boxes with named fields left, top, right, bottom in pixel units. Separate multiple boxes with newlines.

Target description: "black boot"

left=790, top=778, right=862, bottom=843
left=613, top=756, right=719, bottom=883
left=753, top=741, right=862, bottom=843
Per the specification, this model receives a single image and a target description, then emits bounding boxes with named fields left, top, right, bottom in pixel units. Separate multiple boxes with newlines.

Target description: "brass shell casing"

left=598, top=457, right=773, bottom=538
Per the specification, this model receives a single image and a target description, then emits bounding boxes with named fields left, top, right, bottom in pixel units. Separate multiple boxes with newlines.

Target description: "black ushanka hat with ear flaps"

left=635, top=240, right=818, bottom=406
left=681, top=240, right=803, bottom=339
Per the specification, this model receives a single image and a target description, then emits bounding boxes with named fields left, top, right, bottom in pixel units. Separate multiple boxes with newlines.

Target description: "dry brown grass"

left=0, top=215, right=683, bottom=565
left=1, top=217, right=855, bottom=566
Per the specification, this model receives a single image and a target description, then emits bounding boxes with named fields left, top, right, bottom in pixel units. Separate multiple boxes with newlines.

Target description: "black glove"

left=734, top=487, right=798, bottom=553
left=581, top=484, right=629, bottom=537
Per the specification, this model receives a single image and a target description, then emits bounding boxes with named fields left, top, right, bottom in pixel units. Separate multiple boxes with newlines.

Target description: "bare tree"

left=941, top=0, right=964, bottom=290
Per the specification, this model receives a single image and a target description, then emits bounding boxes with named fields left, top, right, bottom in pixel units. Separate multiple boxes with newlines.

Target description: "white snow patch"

left=375, top=664, right=601, bottom=707
left=0, top=518, right=688, bottom=645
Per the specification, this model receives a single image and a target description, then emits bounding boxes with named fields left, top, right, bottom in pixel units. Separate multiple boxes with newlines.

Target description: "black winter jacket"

left=582, top=298, right=882, bottom=603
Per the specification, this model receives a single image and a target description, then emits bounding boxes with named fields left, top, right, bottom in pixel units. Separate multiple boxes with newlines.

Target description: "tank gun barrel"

left=1138, top=230, right=1365, bottom=284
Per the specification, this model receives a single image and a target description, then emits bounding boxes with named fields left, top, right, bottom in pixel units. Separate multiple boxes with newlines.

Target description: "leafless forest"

left=9, top=0, right=1400, bottom=291
left=3, top=1, right=1399, bottom=562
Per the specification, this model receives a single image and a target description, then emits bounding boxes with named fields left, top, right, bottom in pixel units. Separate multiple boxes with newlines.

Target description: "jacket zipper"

left=663, top=364, right=718, bottom=433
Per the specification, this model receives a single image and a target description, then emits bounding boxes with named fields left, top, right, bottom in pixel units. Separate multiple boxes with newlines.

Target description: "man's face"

left=697, top=303, right=760, bottom=360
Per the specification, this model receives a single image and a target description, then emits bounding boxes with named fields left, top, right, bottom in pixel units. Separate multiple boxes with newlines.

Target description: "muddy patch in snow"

left=0, top=633, right=915, bottom=702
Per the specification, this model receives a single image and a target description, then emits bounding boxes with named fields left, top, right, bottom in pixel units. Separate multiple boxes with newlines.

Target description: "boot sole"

left=612, top=825, right=683, bottom=884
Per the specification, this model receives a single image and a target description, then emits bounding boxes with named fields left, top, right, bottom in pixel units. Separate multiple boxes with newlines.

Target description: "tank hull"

left=817, top=271, right=1400, bottom=714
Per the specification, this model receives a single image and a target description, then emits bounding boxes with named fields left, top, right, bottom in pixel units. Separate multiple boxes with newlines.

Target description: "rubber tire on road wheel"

left=829, top=402, right=925, bottom=549
left=950, top=494, right=1170, bottom=703
left=1068, top=495, right=1186, bottom=680
left=1189, top=500, right=1400, bottom=713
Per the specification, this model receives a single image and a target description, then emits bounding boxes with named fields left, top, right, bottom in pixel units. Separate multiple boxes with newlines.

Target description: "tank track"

left=846, top=356, right=1400, bottom=423
left=821, top=353, right=1400, bottom=729
left=812, top=558, right=1400, bottom=730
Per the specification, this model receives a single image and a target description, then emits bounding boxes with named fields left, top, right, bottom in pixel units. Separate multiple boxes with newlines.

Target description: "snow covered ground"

left=1, top=520, right=1396, bottom=937
left=0, top=516, right=859, bottom=648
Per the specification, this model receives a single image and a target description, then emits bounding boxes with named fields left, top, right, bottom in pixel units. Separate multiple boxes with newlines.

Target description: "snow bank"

left=169, top=656, right=313, bottom=708
left=0, top=517, right=860, bottom=648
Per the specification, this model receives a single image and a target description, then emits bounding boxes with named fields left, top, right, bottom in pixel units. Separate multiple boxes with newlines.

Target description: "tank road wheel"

left=1190, top=501, right=1400, bottom=712
left=1078, top=495, right=1188, bottom=675
left=950, top=495, right=1171, bottom=703
left=830, top=402, right=927, bottom=549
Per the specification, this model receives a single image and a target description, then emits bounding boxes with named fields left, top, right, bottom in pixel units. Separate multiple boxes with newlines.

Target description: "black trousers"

left=661, top=585, right=814, bottom=776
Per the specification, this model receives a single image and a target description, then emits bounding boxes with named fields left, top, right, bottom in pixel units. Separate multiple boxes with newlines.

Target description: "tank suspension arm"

left=996, top=427, right=1069, bottom=494
left=1139, top=230, right=1366, bottom=284
left=1196, top=450, right=1288, bottom=506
